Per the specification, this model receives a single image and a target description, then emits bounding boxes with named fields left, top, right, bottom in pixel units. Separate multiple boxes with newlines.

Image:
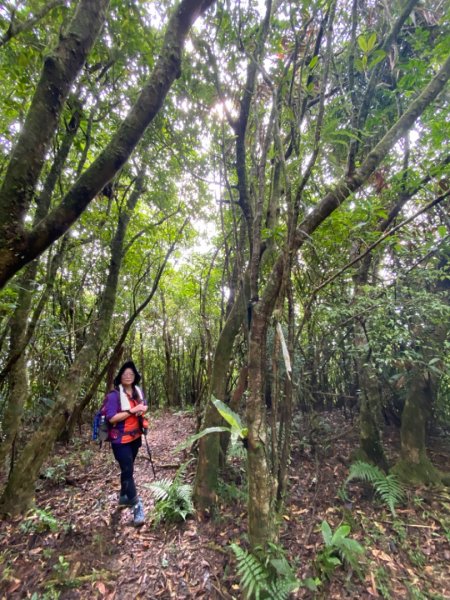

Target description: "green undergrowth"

left=145, top=461, right=196, bottom=525
left=345, top=460, right=406, bottom=515
left=231, top=541, right=303, bottom=600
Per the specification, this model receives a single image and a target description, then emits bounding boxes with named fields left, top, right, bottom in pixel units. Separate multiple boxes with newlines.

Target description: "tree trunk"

left=161, top=294, right=177, bottom=407
left=358, top=378, right=388, bottom=471
left=276, top=282, right=295, bottom=508
left=354, top=323, right=388, bottom=470
left=193, top=273, right=249, bottom=510
left=61, top=362, right=106, bottom=442
left=393, top=369, right=442, bottom=484
left=0, top=354, right=28, bottom=473
left=393, top=250, right=450, bottom=484
left=247, top=310, right=276, bottom=547
left=0, top=107, right=80, bottom=467
left=0, top=268, right=35, bottom=472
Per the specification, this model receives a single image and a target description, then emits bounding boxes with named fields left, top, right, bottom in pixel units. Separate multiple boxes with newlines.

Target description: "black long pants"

left=112, top=437, right=142, bottom=503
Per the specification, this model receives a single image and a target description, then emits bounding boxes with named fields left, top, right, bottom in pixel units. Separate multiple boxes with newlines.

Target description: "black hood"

left=114, top=360, right=141, bottom=387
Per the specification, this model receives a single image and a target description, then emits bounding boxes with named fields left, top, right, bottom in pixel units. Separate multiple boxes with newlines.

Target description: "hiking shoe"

left=133, top=499, right=145, bottom=527
left=118, top=495, right=136, bottom=508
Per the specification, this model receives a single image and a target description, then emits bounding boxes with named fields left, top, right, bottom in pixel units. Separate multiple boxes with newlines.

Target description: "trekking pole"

left=143, top=432, right=157, bottom=479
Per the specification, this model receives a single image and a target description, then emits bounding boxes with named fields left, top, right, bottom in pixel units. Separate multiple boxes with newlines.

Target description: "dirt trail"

left=0, top=411, right=449, bottom=599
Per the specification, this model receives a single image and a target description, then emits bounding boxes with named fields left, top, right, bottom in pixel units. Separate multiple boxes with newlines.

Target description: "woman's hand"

left=131, top=403, right=147, bottom=416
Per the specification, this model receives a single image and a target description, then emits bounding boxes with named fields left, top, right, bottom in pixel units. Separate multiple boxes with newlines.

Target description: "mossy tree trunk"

left=351, top=239, right=388, bottom=470
left=393, top=369, right=442, bottom=484
left=0, top=108, right=81, bottom=470
left=357, top=373, right=389, bottom=470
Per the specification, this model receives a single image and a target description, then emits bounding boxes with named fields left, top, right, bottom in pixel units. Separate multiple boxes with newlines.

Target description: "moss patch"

left=392, top=458, right=443, bottom=485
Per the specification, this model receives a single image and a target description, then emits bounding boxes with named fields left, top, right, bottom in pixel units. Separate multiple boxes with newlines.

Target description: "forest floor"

left=0, top=409, right=449, bottom=600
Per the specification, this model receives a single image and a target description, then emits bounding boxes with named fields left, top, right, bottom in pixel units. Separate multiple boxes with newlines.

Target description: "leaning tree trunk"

left=0, top=0, right=215, bottom=288
left=0, top=108, right=80, bottom=469
left=0, top=175, right=143, bottom=515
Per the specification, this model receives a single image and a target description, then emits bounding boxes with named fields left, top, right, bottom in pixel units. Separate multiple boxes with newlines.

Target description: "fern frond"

left=146, top=478, right=173, bottom=501
left=346, top=461, right=384, bottom=484
left=267, top=577, right=298, bottom=600
left=374, top=474, right=405, bottom=516
left=176, top=483, right=194, bottom=504
left=346, top=461, right=405, bottom=515
left=174, top=484, right=195, bottom=518
left=231, top=544, right=268, bottom=600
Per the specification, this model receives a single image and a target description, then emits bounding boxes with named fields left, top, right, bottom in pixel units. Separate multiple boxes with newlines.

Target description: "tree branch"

left=313, top=189, right=450, bottom=296
left=0, top=0, right=215, bottom=289
left=0, top=0, right=65, bottom=48
left=0, top=0, right=109, bottom=240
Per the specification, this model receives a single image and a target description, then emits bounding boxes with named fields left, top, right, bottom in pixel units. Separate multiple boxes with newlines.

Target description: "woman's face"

left=121, top=368, right=135, bottom=386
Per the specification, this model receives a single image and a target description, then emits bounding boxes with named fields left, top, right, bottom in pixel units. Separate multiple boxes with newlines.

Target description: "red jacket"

left=105, top=388, right=148, bottom=444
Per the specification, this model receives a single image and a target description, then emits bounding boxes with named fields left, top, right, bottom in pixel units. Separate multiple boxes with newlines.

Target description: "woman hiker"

left=105, top=360, right=149, bottom=526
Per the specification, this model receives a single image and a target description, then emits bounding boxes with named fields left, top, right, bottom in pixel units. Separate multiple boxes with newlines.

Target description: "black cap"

left=114, top=360, right=141, bottom=387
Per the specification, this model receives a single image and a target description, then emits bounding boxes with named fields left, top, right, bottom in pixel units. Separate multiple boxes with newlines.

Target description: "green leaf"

left=321, top=520, right=333, bottom=546
left=368, top=49, right=386, bottom=69
left=354, top=57, right=364, bottom=72
left=346, top=461, right=405, bottom=515
left=357, top=35, right=368, bottom=52
left=367, top=32, right=377, bottom=52
left=302, top=577, right=321, bottom=591
left=212, top=397, right=247, bottom=437
left=341, top=537, right=364, bottom=555
left=309, top=55, right=319, bottom=70
left=174, top=426, right=231, bottom=451
left=270, top=557, right=292, bottom=577
left=331, top=524, right=351, bottom=545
